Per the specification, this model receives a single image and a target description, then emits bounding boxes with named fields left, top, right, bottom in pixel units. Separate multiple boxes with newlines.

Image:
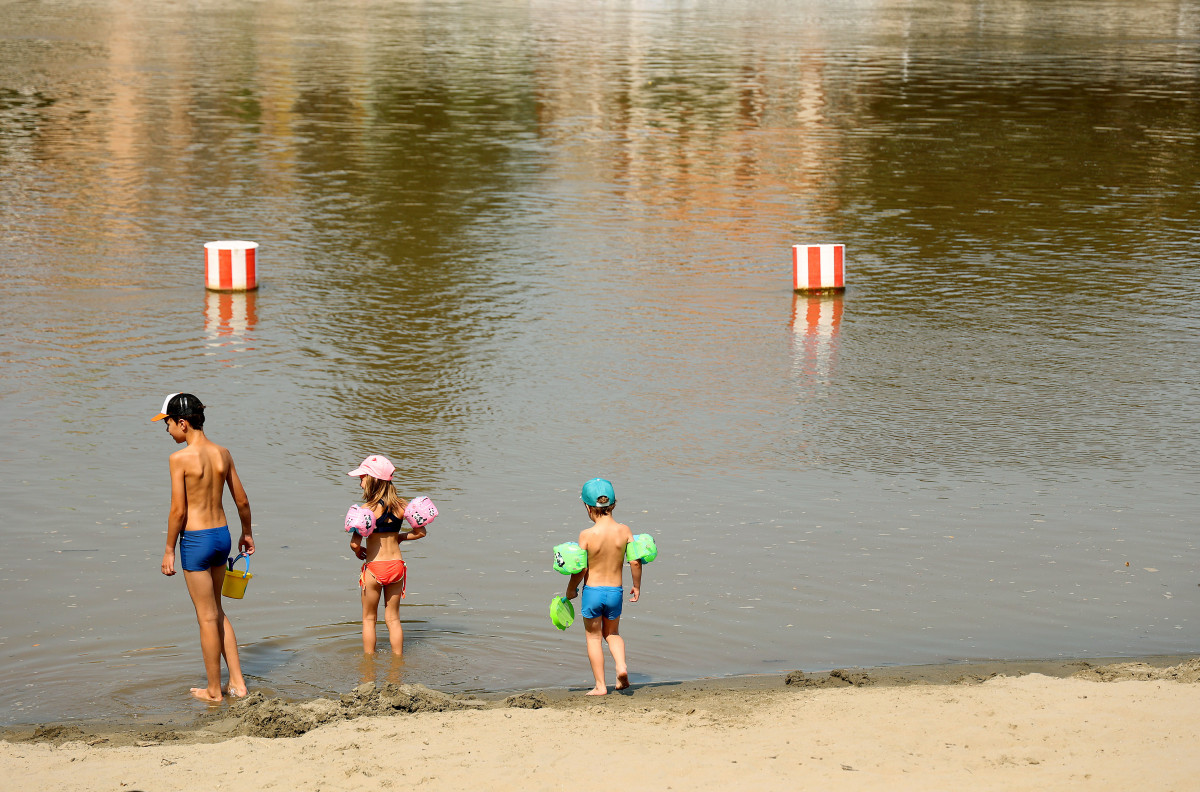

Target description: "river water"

left=1, top=0, right=1198, bottom=726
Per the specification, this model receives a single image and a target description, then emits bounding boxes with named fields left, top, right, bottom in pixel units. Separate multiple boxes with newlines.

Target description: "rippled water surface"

left=2, top=0, right=1198, bottom=725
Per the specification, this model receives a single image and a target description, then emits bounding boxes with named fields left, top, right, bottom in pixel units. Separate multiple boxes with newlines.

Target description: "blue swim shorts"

left=179, top=526, right=232, bottom=572
left=581, top=585, right=623, bottom=620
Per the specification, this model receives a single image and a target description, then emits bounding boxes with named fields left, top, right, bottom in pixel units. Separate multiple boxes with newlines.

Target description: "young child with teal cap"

left=564, top=478, right=643, bottom=695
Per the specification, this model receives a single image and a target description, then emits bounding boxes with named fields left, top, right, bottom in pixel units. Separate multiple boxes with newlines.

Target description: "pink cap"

left=347, top=454, right=395, bottom=481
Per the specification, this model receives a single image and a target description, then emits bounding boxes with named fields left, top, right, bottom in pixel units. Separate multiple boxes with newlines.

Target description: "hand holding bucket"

left=222, top=553, right=253, bottom=599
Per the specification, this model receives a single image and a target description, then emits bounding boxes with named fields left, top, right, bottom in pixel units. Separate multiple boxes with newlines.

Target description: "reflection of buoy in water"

left=204, top=289, right=258, bottom=341
left=205, top=241, right=259, bottom=291
left=792, top=244, right=845, bottom=293
left=790, top=293, right=843, bottom=386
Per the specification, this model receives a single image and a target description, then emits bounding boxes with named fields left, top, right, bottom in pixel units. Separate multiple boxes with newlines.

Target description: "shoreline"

left=5, top=655, right=1200, bottom=791
left=3, top=653, right=1196, bottom=746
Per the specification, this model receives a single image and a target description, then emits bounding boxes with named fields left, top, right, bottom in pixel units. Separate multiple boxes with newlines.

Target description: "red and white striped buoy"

left=792, top=244, right=845, bottom=293
left=204, top=241, right=259, bottom=292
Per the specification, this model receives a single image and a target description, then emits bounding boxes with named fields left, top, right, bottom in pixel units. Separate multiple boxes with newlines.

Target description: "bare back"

left=579, top=515, right=634, bottom=587
left=169, top=435, right=237, bottom=532
left=361, top=505, right=405, bottom=563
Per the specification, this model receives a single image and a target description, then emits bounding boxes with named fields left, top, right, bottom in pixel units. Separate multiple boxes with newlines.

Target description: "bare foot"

left=615, top=670, right=630, bottom=690
left=586, top=685, right=608, bottom=696
left=223, top=684, right=248, bottom=698
left=190, top=687, right=223, bottom=702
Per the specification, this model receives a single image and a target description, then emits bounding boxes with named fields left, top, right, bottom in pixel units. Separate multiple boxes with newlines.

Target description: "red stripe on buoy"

left=219, top=249, right=233, bottom=291
left=808, top=246, right=822, bottom=290
left=244, top=247, right=256, bottom=289
left=833, top=245, right=844, bottom=288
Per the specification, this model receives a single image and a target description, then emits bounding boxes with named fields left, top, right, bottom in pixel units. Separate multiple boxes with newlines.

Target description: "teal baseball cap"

left=581, top=478, right=616, bottom=507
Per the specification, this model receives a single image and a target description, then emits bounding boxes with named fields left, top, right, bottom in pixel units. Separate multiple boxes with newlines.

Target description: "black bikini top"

left=374, top=509, right=404, bottom=534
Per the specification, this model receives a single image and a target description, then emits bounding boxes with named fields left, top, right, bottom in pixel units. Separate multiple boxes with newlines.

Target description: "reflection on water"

left=357, top=649, right=405, bottom=690
left=1, top=0, right=1199, bottom=725
left=204, top=291, right=259, bottom=348
left=790, top=294, right=843, bottom=392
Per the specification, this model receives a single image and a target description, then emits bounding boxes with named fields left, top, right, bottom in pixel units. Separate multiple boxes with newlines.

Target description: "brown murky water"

left=1, top=0, right=1198, bottom=725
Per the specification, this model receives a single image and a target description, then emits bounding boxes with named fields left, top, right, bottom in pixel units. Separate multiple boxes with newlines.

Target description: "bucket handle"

left=227, top=552, right=251, bottom=573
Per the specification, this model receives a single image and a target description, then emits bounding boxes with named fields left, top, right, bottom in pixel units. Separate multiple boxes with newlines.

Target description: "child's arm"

left=225, top=454, right=254, bottom=556
left=347, top=504, right=384, bottom=559
left=566, top=531, right=589, bottom=599
left=161, top=455, right=187, bottom=576
left=350, top=503, right=370, bottom=559
left=400, top=523, right=427, bottom=543
left=565, top=569, right=587, bottom=600
left=629, top=559, right=642, bottom=602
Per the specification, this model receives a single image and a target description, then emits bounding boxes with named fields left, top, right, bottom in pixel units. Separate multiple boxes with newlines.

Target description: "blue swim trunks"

left=581, top=585, right=623, bottom=620
left=179, top=526, right=232, bottom=572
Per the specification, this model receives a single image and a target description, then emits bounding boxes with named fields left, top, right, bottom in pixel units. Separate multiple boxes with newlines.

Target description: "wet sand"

left=4, top=655, right=1200, bottom=790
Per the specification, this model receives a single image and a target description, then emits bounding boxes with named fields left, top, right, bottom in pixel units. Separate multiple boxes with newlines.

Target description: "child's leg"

left=360, top=574, right=383, bottom=654
left=583, top=616, right=607, bottom=695
left=602, top=617, right=629, bottom=690
left=221, top=612, right=248, bottom=696
left=183, top=567, right=226, bottom=701
left=203, top=564, right=249, bottom=696
left=382, top=582, right=404, bottom=655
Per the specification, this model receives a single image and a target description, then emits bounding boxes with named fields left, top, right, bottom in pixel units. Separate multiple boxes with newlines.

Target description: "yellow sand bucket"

left=221, top=553, right=252, bottom=599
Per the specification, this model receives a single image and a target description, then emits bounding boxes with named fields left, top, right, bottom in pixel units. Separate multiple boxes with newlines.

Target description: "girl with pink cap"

left=346, top=455, right=436, bottom=654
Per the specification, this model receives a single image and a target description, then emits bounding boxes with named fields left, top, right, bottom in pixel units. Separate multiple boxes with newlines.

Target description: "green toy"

left=549, top=595, right=576, bottom=630
left=625, top=533, right=657, bottom=564
left=553, top=542, right=587, bottom=575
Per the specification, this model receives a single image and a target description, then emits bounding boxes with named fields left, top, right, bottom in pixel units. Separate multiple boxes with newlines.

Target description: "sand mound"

left=26, top=725, right=85, bottom=743
left=503, top=692, right=548, bottom=709
left=1073, top=658, right=1200, bottom=684
left=784, top=669, right=875, bottom=687
left=213, top=683, right=472, bottom=738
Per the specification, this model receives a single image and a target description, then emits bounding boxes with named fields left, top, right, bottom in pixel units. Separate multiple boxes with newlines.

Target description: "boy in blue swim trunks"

left=153, top=393, right=255, bottom=702
left=565, top=478, right=643, bottom=696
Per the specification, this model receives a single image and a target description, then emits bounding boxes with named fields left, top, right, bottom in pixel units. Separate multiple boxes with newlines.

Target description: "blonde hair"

left=362, top=476, right=408, bottom=518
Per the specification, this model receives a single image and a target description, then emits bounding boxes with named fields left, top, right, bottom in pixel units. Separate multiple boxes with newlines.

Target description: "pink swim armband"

left=403, top=496, right=438, bottom=529
left=345, top=505, right=376, bottom=538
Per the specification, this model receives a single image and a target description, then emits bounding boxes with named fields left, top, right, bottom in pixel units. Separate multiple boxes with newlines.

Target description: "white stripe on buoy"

left=792, top=244, right=845, bottom=293
left=205, top=241, right=259, bottom=292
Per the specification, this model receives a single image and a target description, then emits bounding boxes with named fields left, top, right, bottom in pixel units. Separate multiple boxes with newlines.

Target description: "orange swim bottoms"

left=360, top=559, right=407, bottom=597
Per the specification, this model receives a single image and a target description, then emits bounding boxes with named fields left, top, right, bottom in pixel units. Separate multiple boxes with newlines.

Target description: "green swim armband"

left=625, top=533, right=657, bottom=564
left=552, top=542, right=587, bottom=575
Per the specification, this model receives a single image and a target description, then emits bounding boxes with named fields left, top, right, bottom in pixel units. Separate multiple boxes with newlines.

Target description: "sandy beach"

left=4, top=657, right=1199, bottom=791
